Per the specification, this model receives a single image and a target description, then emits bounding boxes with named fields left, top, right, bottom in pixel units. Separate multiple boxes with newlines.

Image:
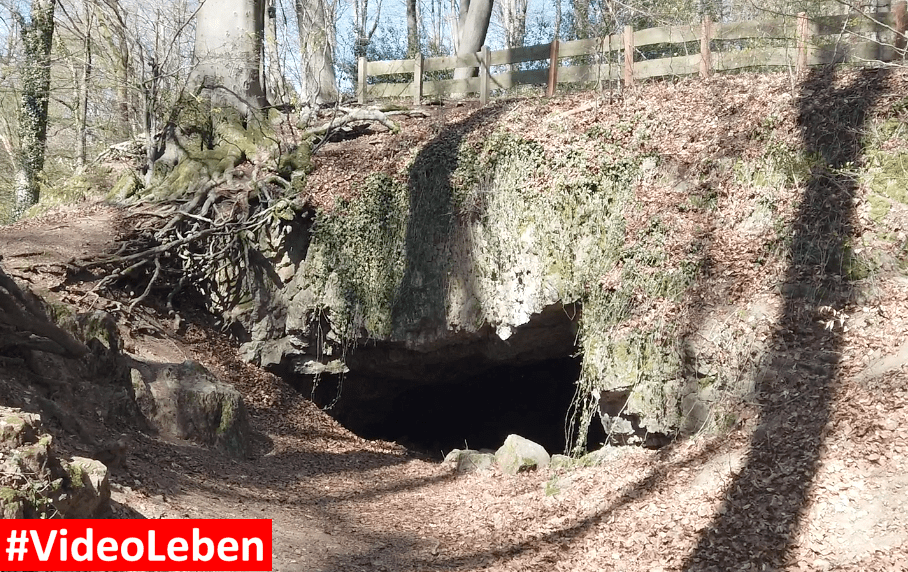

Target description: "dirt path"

left=2, top=203, right=908, bottom=571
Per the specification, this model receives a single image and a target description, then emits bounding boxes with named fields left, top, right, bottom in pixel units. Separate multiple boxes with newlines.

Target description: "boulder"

left=0, top=407, right=111, bottom=518
left=443, top=449, right=496, bottom=474
left=53, top=458, right=111, bottom=518
left=130, top=360, right=251, bottom=458
left=495, top=434, right=550, bottom=475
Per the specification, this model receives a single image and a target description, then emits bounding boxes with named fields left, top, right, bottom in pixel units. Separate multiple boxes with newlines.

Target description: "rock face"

left=130, top=360, right=251, bottom=457
left=495, top=435, right=550, bottom=475
left=0, top=408, right=110, bottom=518
left=205, top=119, right=786, bottom=450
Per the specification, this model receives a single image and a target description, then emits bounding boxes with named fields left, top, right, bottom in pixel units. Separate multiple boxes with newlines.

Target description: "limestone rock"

left=0, top=407, right=111, bottom=518
left=0, top=410, right=39, bottom=448
left=130, top=360, right=251, bottom=457
left=495, top=434, right=550, bottom=475
left=443, top=449, right=495, bottom=474
left=53, top=457, right=111, bottom=518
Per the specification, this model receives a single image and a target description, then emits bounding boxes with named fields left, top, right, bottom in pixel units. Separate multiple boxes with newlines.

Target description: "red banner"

left=0, top=520, right=272, bottom=571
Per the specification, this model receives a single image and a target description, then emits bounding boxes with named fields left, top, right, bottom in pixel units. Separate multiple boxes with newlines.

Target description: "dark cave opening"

left=298, top=356, right=606, bottom=459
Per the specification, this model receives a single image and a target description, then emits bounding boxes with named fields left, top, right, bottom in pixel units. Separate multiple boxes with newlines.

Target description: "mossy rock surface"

left=129, top=360, right=251, bottom=458
left=0, top=406, right=111, bottom=518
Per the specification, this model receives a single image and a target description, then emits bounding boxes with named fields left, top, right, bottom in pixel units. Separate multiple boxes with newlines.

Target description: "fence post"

left=358, top=56, right=367, bottom=104
left=480, top=46, right=490, bottom=106
left=700, top=16, right=713, bottom=78
left=413, top=53, right=423, bottom=106
left=895, top=0, right=907, bottom=58
left=624, top=25, right=634, bottom=88
left=547, top=39, right=560, bottom=97
left=797, top=12, right=810, bottom=75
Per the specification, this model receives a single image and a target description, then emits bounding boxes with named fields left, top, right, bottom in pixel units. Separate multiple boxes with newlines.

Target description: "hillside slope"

left=1, top=67, right=907, bottom=571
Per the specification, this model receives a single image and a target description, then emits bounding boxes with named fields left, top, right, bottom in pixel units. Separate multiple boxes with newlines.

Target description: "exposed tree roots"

left=69, top=169, right=304, bottom=322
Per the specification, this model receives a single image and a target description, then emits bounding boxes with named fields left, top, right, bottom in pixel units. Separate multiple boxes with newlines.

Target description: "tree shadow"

left=682, top=66, right=890, bottom=570
left=388, top=103, right=510, bottom=339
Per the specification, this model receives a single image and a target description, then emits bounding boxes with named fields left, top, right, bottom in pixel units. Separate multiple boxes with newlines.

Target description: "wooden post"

left=624, top=25, right=634, bottom=88
left=797, top=12, right=810, bottom=75
left=700, top=16, right=713, bottom=78
left=480, top=46, right=490, bottom=106
left=358, top=56, right=367, bottom=104
left=547, top=39, right=560, bottom=97
left=895, top=0, right=907, bottom=58
left=413, top=53, right=423, bottom=106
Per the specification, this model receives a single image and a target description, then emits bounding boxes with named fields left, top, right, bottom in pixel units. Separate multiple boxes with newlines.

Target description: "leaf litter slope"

left=0, top=70, right=907, bottom=571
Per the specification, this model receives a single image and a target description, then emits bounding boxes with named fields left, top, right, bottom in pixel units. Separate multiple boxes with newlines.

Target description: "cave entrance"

left=300, top=356, right=605, bottom=459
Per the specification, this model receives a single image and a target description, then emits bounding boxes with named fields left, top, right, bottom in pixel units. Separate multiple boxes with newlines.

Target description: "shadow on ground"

left=682, top=66, right=890, bottom=570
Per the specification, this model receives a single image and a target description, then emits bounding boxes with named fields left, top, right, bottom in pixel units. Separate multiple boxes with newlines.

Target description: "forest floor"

left=2, top=76, right=908, bottom=571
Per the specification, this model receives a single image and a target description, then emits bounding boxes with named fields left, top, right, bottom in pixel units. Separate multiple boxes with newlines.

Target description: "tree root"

left=68, top=170, right=304, bottom=321
left=0, top=261, right=90, bottom=358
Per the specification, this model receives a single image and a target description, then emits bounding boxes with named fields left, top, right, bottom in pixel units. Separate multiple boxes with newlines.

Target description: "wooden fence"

left=357, top=4, right=908, bottom=105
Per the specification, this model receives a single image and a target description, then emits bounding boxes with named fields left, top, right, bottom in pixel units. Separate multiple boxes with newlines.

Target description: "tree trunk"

left=265, top=0, right=290, bottom=105
left=452, top=0, right=492, bottom=86
left=554, top=0, right=562, bottom=40
left=406, top=0, right=419, bottom=55
left=295, top=0, right=338, bottom=106
left=193, top=0, right=268, bottom=115
left=14, top=0, right=56, bottom=219
left=78, top=3, right=93, bottom=168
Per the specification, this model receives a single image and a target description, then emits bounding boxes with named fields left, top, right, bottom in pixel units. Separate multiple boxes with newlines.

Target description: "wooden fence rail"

left=357, top=3, right=908, bottom=105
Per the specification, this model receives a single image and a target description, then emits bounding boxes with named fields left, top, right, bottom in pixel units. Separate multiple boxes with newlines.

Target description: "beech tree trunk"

left=193, top=0, right=268, bottom=115
left=452, top=0, right=493, bottom=85
left=295, top=0, right=338, bottom=106
left=406, top=0, right=419, bottom=55
left=14, top=0, right=56, bottom=219
left=264, top=0, right=294, bottom=106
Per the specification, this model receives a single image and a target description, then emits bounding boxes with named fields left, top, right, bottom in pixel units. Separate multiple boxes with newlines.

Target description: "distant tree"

left=352, top=0, right=382, bottom=61
left=296, top=0, right=339, bottom=105
left=496, top=0, right=530, bottom=49
left=406, top=0, right=418, bottom=55
left=13, top=0, right=55, bottom=218
left=265, top=0, right=291, bottom=106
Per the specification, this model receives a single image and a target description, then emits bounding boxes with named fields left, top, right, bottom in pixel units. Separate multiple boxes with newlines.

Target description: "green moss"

left=67, top=464, right=85, bottom=489
left=867, top=152, right=908, bottom=204
left=868, top=194, right=891, bottom=221
left=107, top=171, right=143, bottom=201
left=146, top=98, right=281, bottom=201
left=217, top=398, right=236, bottom=436
left=277, top=143, right=312, bottom=180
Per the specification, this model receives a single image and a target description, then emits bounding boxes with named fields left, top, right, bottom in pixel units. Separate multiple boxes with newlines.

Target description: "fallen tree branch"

left=304, top=107, right=400, bottom=139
